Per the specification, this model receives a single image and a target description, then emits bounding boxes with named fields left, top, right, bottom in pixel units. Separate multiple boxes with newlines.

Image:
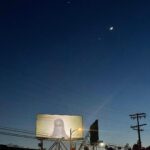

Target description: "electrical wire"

left=0, top=126, right=51, bottom=139
left=0, top=131, right=35, bottom=139
left=0, top=126, right=34, bottom=135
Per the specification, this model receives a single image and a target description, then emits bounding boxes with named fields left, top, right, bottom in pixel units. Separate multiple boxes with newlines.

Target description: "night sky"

left=0, top=0, right=150, bottom=148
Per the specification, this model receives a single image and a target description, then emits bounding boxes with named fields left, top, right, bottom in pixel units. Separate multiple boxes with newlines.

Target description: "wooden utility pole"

left=129, top=113, right=147, bottom=150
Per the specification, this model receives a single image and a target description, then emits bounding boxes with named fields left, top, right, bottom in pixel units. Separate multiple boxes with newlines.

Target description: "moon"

left=109, top=26, right=114, bottom=31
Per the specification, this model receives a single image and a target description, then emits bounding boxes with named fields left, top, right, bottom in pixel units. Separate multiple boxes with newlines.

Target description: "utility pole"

left=129, top=113, right=147, bottom=150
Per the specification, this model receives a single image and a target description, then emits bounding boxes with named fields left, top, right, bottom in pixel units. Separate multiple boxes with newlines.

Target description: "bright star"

left=66, top=1, right=71, bottom=4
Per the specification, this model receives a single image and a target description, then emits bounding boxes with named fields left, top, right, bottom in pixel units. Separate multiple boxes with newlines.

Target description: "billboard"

left=36, top=114, right=83, bottom=140
left=90, top=120, right=99, bottom=145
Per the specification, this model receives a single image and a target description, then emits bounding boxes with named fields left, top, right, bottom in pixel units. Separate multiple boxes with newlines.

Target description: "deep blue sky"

left=0, top=0, right=150, bottom=148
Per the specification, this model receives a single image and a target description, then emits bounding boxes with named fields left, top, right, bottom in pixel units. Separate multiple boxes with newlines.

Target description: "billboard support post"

left=48, top=139, right=68, bottom=150
left=38, top=139, right=43, bottom=150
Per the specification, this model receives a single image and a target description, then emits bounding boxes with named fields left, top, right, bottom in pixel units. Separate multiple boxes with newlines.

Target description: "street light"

left=70, top=128, right=82, bottom=150
left=99, top=142, right=105, bottom=148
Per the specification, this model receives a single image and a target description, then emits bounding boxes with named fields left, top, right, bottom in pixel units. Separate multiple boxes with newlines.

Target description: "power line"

left=0, top=131, right=35, bottom=139
left=0, top=125, right=52, bottom=139
left=0, top=126, right=34, bottom=135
